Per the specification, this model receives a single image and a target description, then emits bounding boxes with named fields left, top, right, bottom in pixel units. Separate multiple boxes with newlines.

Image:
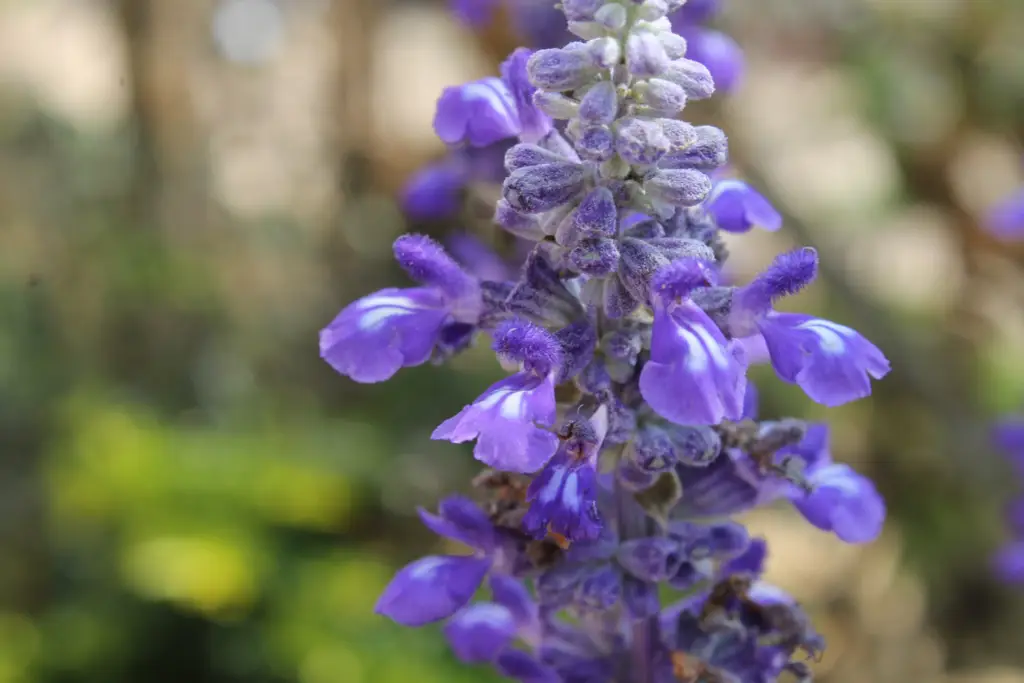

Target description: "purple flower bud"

left=494, top=199, right=545, bottom=240
left=493, top=317, right=564, bottom=375
left=660, top=125, right=728, bottom=170
left=623, top=216, right=666, bottom=239
left=587, top=36, right=622, bottom=68
left=616, top=117, right=671, bottom=165
left=570, top=237, right=621, bottom=276
left=640, top=301, right=747, bottom=425
left=501, top=47, right=554, bottom=141
left=503, top=162, right=586, bottom=214
left=527, top=45, right=596, bottom=92
left=658, top=31, right=688, bottom=60
left=658, top=119, right=698, bottom=151
left=637, top=78, right=688, bottom=117
left=595, top=3, right=628, bottom=30
left=573, top=186, right=618, bottom=236
left=554, top=321, right=598, bottom=382
left=433, top=372, right=559, bottom=473
left=626, top=31, right=671, bottom=77
left=734, top=247, right=817, bottom=318
left=603, top=276, right=641, bottom=318
left=375, top=554, right=492, bottom=626
left=661, top=58, right=716, bottom=100
left=649, top=237, right=716, bottom=264
left=505, top=142, right=571, bottom=173
left=644, top=168, right=712, bottom=207
left=562, top=0, right=604, bottom=21
left=434, top=77, right=520, bottom=147
left=618, top=237, right=671, bottom=304
left=579, top=81, right=619, bottom=125
left=532, top=91, right=580, bottom=119
left=575, top=125, right=616, bottom=161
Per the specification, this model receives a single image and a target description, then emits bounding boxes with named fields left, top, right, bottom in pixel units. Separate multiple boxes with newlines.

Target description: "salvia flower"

left=324, top=2, right=892, bottom=681
left=730, top=248, right=891, bottom=406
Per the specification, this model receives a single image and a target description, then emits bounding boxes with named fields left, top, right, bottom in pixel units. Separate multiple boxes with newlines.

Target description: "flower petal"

left=375, top=555, right=491, bottom=626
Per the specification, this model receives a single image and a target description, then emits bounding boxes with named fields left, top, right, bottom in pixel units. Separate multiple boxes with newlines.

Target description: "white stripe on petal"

left=795, top=320, right=853, bottom=355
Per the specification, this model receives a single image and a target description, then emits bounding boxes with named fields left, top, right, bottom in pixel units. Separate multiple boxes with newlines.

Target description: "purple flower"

left=433, top=318, right=563, bottom=472
left=639, top=259, right=747, bottom=426
left=376, top=497, right=498, bottom=626
left=987, top=189, right=1024, bottom=240
left=444, top=575, right=541, bottom=663
left=731, top=248, right=890, bottom=406
left=780, top=425, right=886, bottom=543
left=401, top=163, right=465, bottom=220
left=434, top=48, right=552, bottom=148
left=435, top=77, right=523, bottom=148
left=706, top=179, right=782, bottom=233
left=320, top=235, right=482, bottom=383
left=523, top=408, right=609, bottom=542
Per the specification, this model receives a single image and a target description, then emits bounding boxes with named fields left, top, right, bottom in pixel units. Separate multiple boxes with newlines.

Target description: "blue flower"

left=731, top=248, right=891, bottom=406
left=779, top=425, right=886, bottom=543
left=375, top=497, right=498, bottom=626
left=320, top=235, right=481, bottom=383
left=639, top=259, right=748, bottom=426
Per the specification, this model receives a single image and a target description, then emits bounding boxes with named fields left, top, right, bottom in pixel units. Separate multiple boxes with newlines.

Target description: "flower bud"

left=636, top=78, right=687, bottom=117
left=626, top=31, right=671, bottom=78
left=595, top=3, right=628, bottom=31
left=644, top=169, right=712, bottom=208
left=587, top=37, right=622, bottom=69
left=569, top=237, right=620, bottom=276
left=576, top=125, right=616, bottom=161
left=503, top=163, right=586, bottom=214
left=532, top=91, right=580, bottom=120
left=504, top=143, right=570, bottom=173
left=615, top=117, right=670, bottom=166
left=578, top=81, right=619, bottom=125
left=659, top=125, right=728, bottom=170
left=661, top=58, right=716, bottom=99
left=528, top=45, right=596, bottom=92
left=574, top=186, right=618, bottom=236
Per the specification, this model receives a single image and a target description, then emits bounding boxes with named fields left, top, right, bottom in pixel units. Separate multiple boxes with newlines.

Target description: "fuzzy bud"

left=626, top=31, right=671, bottom=78
left=661, top=59, right=716, bottom=99
left=569, top=237, right=621, bottom=276
left=528, top=45, right=596, bottom=92
left=660, top=125, right=727, bottom=170
left=503, top=163, right=586, bottom=214
left=644, top=169, right=712, bottom=207
left=616, top=117, right=670, bottom=165
left=579, top=81, right=619, bottom=125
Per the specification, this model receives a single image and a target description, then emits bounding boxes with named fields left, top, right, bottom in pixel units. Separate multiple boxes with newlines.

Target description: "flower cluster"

left=404, top=0, right=742, bottom=222
left=322, top=2, right=890, bottom=681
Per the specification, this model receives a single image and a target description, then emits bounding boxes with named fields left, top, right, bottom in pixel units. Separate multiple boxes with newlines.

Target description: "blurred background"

left=3, top=0, right=1024, bottom=682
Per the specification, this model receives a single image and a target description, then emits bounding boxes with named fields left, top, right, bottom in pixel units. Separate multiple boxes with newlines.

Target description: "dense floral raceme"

left=321, top=2, right=891, bottom=681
